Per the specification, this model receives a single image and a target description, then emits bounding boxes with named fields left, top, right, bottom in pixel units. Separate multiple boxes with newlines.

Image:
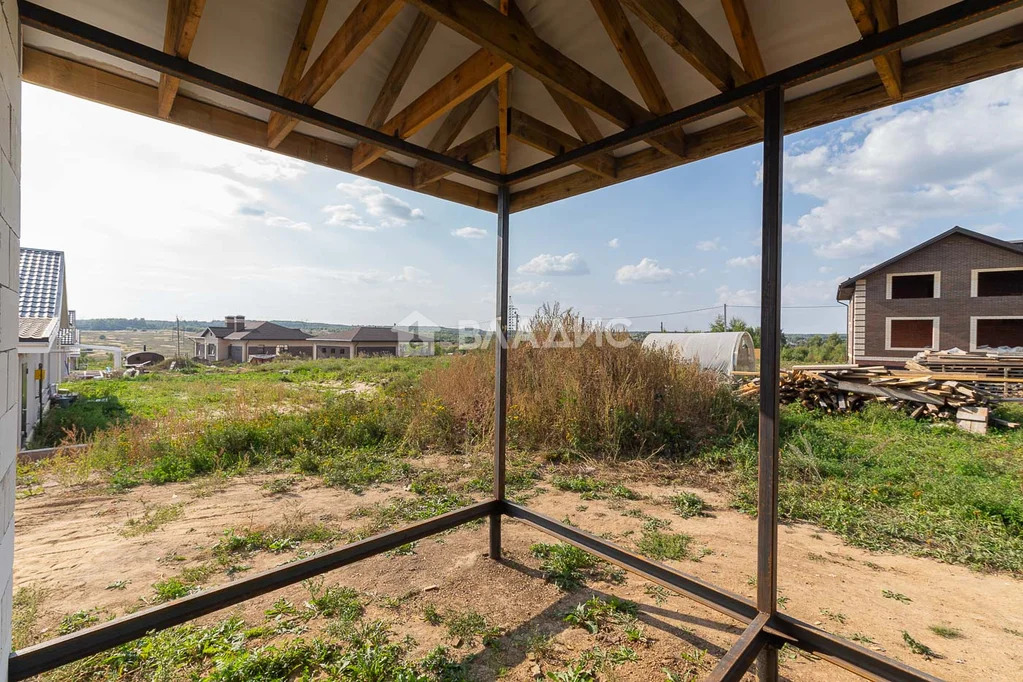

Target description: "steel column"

left=756, top=85, right=784, bottom=682
left=490, top=184, right=511, bottom=560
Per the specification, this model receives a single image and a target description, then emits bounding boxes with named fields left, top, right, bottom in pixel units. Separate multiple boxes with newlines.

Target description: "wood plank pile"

left=908, top=349, right=1023, bottom=377
left=737, top=366, right=1016, bottom=432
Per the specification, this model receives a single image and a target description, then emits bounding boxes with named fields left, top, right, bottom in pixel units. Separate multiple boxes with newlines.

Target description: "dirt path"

left=14, top=473, right=1023, bottom=681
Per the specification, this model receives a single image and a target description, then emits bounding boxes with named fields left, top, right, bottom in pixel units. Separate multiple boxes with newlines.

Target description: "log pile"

left=737, top=366, right=1014, bottom=432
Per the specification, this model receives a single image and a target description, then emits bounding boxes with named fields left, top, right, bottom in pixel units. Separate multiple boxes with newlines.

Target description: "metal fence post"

left=757, top=85, right=784, bottom=682
left=491, top=183, right=510, bottom=560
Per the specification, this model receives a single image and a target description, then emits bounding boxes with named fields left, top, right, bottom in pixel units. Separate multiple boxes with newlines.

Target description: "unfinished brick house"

left=837, top=227, right=1023, bottom=366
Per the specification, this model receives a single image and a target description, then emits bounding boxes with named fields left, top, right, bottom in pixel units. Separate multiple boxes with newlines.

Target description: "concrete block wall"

left=0, top=0, right=17, bottom=674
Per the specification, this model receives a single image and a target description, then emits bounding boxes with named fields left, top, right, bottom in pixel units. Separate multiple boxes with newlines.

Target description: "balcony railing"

left=58, top=327, right=80, bottom=347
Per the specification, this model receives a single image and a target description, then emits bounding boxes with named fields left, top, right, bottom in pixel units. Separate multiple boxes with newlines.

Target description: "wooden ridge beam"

left=356, top=12, right=438, bottom=164
left=267, top=0, right=404, bottom=148
left=277, top=0, right=329, bottom=99
left=408, top=0, right=675, bottom=138
left=351, top=49, right=510, bottom=171
left=509, top=108, right=616, bottom=179
left=509, top=21, right=1023, bottom=211
left=413, top=127, right=499, bottom=187
left=410, top=85, right=491, bottom=186
left=848, top=0, right=903, bottom=100
left=21, top=48, right=496, bottom=212
left=620, top=0, right=763, bottom=122
left=720, top=0, right=766, bottom=79
left=157, top=0, right=205, bottom=118
left=498, top=0, right=511, bottom=173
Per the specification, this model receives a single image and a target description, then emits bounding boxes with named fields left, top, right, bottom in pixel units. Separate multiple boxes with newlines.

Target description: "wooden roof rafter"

left=267, top=0, right=405, bottom=148
left=410, top=0, right=687, bottom=160
left=847, top=0, right=904, bottom=100
left=410, top=85, right=493, bottom=188
left=157, top=0, right=205, bottom=118
left=498, top=0, right=511, bottom=174
left=276, top=0, right=329, bottom=101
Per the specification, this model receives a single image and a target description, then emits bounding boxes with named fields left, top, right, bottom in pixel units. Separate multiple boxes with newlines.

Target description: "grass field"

left=14, top=335, right=1023, bottom=680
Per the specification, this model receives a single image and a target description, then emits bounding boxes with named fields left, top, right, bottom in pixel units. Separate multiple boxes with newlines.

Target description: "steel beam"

left=503, top=0, right=1023, bottom=184
left=707, top=612, right=771, bottom=682
left=490, top=184, right=511, bottom=560
left=18, top=2, right=502, bottom=186
left=756, top=84, right=784, bottom=682
left=8, top=500, right=498, bottom=681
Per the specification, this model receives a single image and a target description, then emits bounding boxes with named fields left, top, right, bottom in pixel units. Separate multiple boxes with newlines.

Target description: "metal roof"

left=309, top=326, right=419, bottom=343
left=19, top=247, right=65, bottom=318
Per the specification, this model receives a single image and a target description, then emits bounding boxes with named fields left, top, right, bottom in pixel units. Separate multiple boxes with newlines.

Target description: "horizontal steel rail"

left=503, top=502, right=940, bottom=682
left=504, top=0, right=1023, bottom=185
left=18, top=2, right=502, bottom=186
left=8, top=500, right=498, bottom=681
left=706, top=612, right=770, bottom=682
left=503, top=501, right=758, bottom=624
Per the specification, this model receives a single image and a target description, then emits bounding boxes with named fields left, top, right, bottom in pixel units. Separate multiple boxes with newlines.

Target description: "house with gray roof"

left=18, top=248, right=79, bottom=445
left=191, top=316, right=313, bottom=362
left=310, top=326, right=430, bottom=359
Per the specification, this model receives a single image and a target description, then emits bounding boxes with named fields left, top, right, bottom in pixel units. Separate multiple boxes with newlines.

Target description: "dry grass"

left=411, top=304, right=744, bottom=459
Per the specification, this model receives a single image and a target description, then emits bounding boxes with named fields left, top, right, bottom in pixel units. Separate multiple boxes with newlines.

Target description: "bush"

left=29, top=398, right=128, bottom=448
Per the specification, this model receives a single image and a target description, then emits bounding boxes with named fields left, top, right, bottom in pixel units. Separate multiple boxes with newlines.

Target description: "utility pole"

left=176, top=316, right=181, bottom=359
left=723, top=303, right=728, bottom=328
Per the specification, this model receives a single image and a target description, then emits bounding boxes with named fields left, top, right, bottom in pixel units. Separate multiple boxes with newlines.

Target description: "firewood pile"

left=738, top=365, right=1017, bottom=433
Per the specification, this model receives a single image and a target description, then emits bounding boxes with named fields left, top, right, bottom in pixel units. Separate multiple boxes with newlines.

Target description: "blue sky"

left=22, top=68, right=1023, bottom=333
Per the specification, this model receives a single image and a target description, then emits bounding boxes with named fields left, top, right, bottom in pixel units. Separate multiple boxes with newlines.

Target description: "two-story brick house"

left=836, top=227, right=1023, bottom=366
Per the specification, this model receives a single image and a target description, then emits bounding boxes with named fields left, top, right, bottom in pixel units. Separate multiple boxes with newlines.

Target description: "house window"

left=886, top=317, right=939, bottom=350
left=971, top=317, right=1023, bottom=350
left=887, top=272, right=939, bottom=299
left=972, top=267, right=1023, bottom=297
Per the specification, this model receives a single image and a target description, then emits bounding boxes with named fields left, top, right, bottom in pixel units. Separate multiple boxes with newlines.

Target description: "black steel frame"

left=11, top=1, right=1011, bottom=679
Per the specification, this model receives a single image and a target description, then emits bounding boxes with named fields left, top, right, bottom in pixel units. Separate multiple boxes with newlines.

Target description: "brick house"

left=191, top=316, right=312, bottom=363
left=837, top=227, right=1023, bottom=366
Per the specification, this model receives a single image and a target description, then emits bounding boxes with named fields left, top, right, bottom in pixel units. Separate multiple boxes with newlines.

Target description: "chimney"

left=225, top=315, right=235, bottom=329
left=234, top=315, right=245, bottom=331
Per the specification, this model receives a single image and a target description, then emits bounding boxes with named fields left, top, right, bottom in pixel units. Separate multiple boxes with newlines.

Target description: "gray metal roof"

left=310, top=327, right=420, bottom=343
left=19, top=248, right=65, bottom=318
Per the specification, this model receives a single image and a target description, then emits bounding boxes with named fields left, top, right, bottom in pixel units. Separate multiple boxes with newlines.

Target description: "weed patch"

left=636, top=528, right=692, bottom=561
left=120, top=502, right=184, bottom=537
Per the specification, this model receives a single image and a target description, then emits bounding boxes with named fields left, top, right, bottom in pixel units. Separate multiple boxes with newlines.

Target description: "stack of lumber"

left=737, top=366, right=1015, bottom=433
left=908, top=349, right=1023, bottom=399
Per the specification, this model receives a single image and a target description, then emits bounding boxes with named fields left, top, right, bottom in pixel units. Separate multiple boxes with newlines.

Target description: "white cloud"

left=615, top=258, right=672, bottom=284
left=518, top=253, right=589, bottom=276
left=264, top=215, right=311, bottom=231
left=696, top=238, right=720, bottom=251
left=716, top=285, right=758, bottom=306
left=782, top=279, right=839, bottom=306
left=727, top=254, right=761, bottom=268
left=328, top=179, right=425, bottom=230
left=452, top=226, right=487, bottom=239
left=394, top=266, right=431, bottom=283
left=511, top=280, right=551, bottom=296
left=607, top=238, right=620, bottom=248
left=783, top=70, right=1023, bottom=258
left=818, top=266, right=833, bottom=274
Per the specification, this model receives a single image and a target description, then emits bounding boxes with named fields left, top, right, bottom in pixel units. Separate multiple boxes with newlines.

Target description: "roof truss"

left=20, top=0, right=1023, bottom=212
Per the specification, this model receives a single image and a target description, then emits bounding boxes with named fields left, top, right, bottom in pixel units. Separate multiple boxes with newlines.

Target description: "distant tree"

left=709, top=314, right=762, bottom=347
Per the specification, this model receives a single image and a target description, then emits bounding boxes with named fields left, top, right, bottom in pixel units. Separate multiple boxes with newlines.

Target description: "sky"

left=21, top=68, right=1023, bottom=334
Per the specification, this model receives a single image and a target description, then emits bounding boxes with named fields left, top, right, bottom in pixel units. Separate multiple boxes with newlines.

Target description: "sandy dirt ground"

left=13, top=469, right=1023, bottom=681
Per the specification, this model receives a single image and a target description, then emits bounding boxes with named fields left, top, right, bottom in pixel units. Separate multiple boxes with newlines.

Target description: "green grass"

left=563, top=596, right=638, bottom=634
left=724, top=403, right=1023, bottom=574
left=529, top=543, right=602, bottom=591
left=304, top=580, right=363, bottom=621
left=58, top=609, right=100, bottom=635
left=929, top=624, right=964, bottom=639
left=636, top=527, right=692, bottom=561
left=669, top=492, right=708, bottom=518
left=552, top=474, right=639, bottom=500
left=120, top=502, right=184, bottom=537
left=443, top=609, right=502, bottom=647
left=12, top=586, right=47, bottom=650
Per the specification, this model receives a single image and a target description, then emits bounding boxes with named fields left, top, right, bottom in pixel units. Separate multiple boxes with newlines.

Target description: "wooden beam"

left=408, top=0, right=662, bottom=130
left=413, top=127, right=499, bottom=187
left=22, top=47, right=496, bottom=213
left=410, top=85, right=492, bottom=185
left=267, top=0, right=404, bottom=148
left=847, top=0, right=903, bottom=100
left=510, top=21, right=1023, bottom=211
left=498, top=0, right=511, bottom=173
left=509, top=108, right=616, bottom=179
left=355, top=13, right=438, bottom=163
left=589, top=0, right=685, bottom=156
left=620, top=0, right=763, bottom=122
left=277, top=0, right=329, bottom=98
left=351, top=49, right=511, bottom=171
left=720, top=0, right=766, bottom=79
left=157, top=0, right=205, bottom=118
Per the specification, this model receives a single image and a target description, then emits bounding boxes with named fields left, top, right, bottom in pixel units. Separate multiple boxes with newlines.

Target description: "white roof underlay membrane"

left=20, top=0, right=1023, bottom=201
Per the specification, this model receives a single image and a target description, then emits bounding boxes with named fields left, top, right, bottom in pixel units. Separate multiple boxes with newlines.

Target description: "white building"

left=17, top=248, right=78, bottom=447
